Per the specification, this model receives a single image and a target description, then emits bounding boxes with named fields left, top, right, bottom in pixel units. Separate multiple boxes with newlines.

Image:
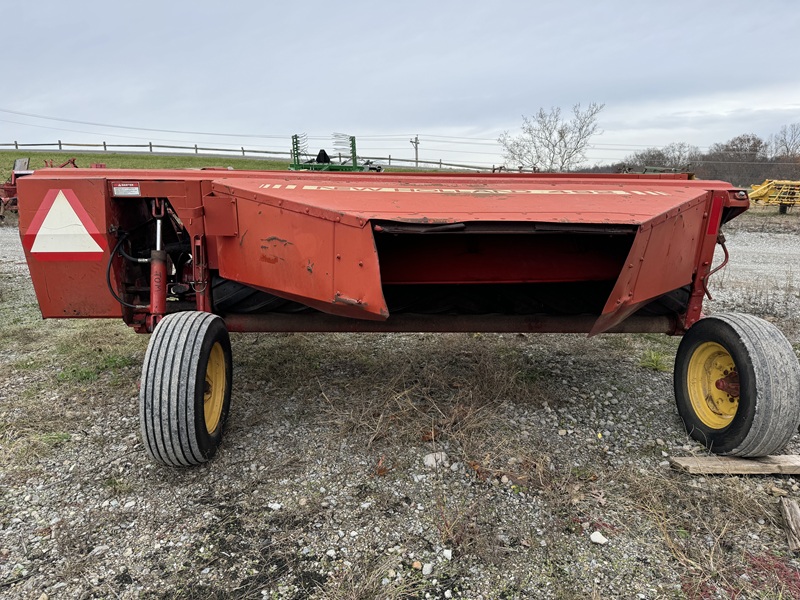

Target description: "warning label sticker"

left=111, top=182, right=141, bottom=197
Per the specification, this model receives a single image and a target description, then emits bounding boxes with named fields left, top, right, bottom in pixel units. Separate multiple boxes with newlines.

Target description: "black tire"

left=140, top=311, right=232, bottom=466
left=674, top=313, right=800, bottom=457
left=780, top=203, right=789, bottom=215
left=212, top=276, right=289, bottom=314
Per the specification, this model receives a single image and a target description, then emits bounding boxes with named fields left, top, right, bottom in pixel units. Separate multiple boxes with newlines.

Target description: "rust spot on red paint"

left=263, top=236, right=293, bottom=246
left=333, top=293, right=366, bottom=307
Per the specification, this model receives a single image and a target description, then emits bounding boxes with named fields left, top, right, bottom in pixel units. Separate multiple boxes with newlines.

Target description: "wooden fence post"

left=58, top=140, right=62, bottom=150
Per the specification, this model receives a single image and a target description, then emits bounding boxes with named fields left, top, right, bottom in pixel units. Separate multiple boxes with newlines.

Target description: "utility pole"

left=410, top=135, right=419, bottom=168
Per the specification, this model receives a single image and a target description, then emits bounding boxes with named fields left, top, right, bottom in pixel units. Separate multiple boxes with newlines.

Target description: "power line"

left=0, top=118, right=299, bottom=150
left=421, top=146, right=505, bottom=157
left=414, top=133, right=499, bottom=142
left=0, top=108, right=293, bottom=139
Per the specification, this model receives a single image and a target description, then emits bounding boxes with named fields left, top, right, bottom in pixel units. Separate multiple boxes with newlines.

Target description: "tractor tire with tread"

left=140, top=311, right=232, bottom=466
left=674, top=313, right=800, bottom=457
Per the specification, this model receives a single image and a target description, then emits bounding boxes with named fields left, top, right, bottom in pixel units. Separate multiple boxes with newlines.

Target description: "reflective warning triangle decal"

left=23, top=189, right=107, bottom=261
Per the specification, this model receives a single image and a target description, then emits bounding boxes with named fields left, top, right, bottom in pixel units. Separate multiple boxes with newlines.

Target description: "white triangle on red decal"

left=30, top=190, right=103, bottom=254
left=24, top=189, right=107, bottom=261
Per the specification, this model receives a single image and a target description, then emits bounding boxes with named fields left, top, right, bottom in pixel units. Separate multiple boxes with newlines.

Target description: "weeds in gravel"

left=310, top=333, right=538, bottom=454
left=103, top=476, right=133, bottom=495
left=316, top=555, right=425, bottom=600
left=621, top=469, right=795, bottom=598
left=57, top=366, right=98, bottom=382
left=37, top=431, right=71, bottom=445
left=0, top=307, right=143, bottom=480
left=713, top=261, right=800, bottom=322
left=431, top=487, right=488, bottom=555
left=639, top=349, right=671, bottom=372
left=0, top=398, right=79, bottom=471
left=50, top=321, right=143, bottom=386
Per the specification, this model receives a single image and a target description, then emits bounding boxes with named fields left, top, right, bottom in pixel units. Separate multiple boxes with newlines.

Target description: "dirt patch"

left=2, top=210, right=800, bottom=599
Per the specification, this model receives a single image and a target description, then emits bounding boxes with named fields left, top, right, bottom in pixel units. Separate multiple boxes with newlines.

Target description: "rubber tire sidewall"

left=140, top=312, right=233, bottom=466
left=674, top=317, right=757, bottom=455
left=193, top=317, right=233, bottom=459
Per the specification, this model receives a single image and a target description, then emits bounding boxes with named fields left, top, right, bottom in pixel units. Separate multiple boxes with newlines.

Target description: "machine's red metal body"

left=16, top=169, right=748, bottom=336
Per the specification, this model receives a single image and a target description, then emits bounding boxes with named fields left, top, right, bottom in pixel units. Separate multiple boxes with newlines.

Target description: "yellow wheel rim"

left=204, top=342, right=226, bottom=434
left=687, top=341, right=739, bottom=429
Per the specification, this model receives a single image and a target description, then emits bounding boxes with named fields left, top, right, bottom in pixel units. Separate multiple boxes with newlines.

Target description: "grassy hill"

left=0, top=150, right=291, bottom=181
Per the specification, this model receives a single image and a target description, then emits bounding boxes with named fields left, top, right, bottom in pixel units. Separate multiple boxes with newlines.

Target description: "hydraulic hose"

left=106, top=234, right=148, bottom=309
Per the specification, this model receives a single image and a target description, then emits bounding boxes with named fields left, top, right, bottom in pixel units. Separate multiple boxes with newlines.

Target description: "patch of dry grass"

left=304, top=334, right=546, bottom=447
left=0, top=316, right=145, bottom=477
left=315, top=555, right=426, bottom=600
left=619, top=468, right=798, bottom=598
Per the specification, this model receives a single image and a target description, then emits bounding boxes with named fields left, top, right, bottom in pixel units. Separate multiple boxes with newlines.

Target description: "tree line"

left=499, top=105, right=800, bottom=186
left=594, top=125, right=800, bottom=186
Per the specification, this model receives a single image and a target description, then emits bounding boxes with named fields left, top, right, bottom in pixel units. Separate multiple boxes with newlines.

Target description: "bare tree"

left=709, top=133, right=768, bottom=161
left=701, top=133, right=768, bottom=185
left=499, top=103, right=604, bottom=172
left=662, top=142, right=702, bottom=170
left=770, top=123, right=800, bottom=158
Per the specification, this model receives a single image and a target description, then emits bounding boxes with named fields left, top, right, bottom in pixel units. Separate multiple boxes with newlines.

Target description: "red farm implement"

left=0, top=158, right=32, bottom=218
left=16, top=169, right=800, bottom=465
left=2, top=157, right=105, bottom=218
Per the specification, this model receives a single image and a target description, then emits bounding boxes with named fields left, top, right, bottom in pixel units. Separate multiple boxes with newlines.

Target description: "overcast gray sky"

left=3, top=0, right=799, bottom=168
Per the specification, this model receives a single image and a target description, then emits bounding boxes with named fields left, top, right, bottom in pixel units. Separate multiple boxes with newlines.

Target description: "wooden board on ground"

left=670, top=455, right=800, bottom=475
left=779, top=498, right=800, bottom=552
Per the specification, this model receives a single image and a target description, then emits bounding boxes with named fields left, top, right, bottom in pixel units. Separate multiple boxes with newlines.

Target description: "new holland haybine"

left=16, top=168, right=800, bottom=466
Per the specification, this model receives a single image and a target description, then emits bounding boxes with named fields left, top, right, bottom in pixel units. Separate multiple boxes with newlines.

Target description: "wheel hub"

left=687, top=341, right=739, bottom=429
left=714, top=371, right=740, bottom=397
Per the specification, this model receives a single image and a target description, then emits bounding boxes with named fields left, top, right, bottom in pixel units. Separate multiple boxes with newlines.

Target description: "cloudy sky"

left=3, top=0, right=799, bottom=168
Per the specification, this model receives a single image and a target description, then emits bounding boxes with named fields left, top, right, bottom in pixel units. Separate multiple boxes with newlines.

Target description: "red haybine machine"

left=16, top=169, right=800, bottom=466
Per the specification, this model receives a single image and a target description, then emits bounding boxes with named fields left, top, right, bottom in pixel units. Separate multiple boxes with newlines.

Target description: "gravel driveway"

left=2, top=209, right=800, bottom=599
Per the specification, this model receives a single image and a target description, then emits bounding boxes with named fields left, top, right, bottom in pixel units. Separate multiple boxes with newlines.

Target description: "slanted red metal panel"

left=591, top=196, right=709, bottom=335
left=211, top=185, right=387, bottom=320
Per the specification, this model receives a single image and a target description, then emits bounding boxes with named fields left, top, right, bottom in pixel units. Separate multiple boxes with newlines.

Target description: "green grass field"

left=0, top=150, right=291, bottom=181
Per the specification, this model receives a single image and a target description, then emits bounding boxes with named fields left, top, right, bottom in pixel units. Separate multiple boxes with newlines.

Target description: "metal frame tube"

left=221, top=313, right=676, bottom=335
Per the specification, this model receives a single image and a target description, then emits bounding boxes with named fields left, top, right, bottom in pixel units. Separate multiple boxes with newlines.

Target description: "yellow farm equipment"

left=749, top=180, right=800, bottom=213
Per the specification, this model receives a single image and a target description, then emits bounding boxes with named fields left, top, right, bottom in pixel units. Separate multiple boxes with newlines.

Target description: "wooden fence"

left=0, top=140, right=492, bottom=171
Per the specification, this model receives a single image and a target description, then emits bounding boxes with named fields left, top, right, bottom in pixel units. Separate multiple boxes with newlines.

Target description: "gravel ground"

left=2, top=208, right=800, bottom=599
